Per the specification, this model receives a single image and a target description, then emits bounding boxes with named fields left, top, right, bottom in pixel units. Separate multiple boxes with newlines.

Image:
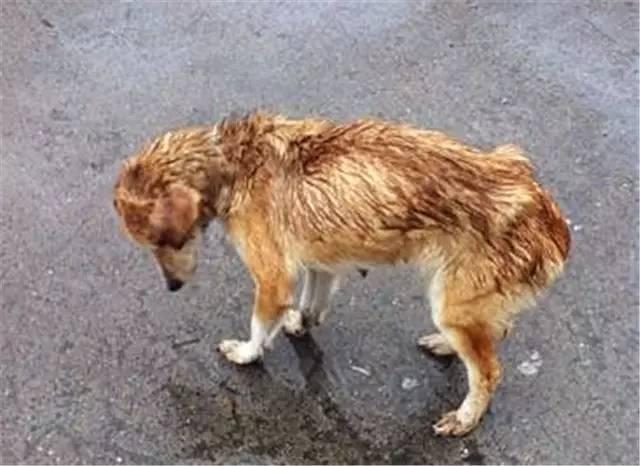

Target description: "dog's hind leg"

left=431, top=318, right=502, bottom=436
left=418, top=332, right=456, bottom=356
left=427, top=270, right=507, bottom=436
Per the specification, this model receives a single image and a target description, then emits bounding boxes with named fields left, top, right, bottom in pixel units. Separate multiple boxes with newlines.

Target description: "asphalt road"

left=1, top=2, right=638, bottom=464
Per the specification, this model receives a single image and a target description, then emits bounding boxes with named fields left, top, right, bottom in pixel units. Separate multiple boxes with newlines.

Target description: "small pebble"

left=572, top=224, right=583, bottom=232
left=531, top=350, right=540, bottom=361
left=47, top=449, right=54, bottom=456
left=116, top=457, right=122, bottom=463
left=401, top=377, right=419, bottom=390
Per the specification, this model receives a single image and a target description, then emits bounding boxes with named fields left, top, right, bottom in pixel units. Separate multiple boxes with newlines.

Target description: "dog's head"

left=113, top=162, right=204, bottom=292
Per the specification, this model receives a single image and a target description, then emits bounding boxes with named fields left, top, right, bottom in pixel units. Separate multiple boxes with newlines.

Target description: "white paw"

left=418, top=333, right=455, bottom=356
left=217, top=339, right=262, bottom=365
left=282, top=309, right=306, bottom=337
left=315, top=307, right=330, bottom=324
left=433, top=409, right=478, bottom=437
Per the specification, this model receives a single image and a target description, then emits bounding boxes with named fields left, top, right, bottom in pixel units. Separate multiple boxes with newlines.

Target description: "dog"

left=113, top=111, right=570, bottom=436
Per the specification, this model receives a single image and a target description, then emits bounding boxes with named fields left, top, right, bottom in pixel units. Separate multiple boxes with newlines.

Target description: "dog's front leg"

left=307, top=271, right=338, bottom=325
left=283, top=269, right=338, bottom=336
left=218, top=273, right=293, bottom=365
left=282, top=268, right=316, bottom=337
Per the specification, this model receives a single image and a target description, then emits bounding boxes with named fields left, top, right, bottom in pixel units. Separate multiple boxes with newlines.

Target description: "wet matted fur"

left=113, top=111, right=570, bottom=436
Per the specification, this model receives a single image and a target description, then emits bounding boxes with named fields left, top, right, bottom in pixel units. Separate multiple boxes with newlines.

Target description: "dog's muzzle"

left=166, top=278, right=184, bottom=292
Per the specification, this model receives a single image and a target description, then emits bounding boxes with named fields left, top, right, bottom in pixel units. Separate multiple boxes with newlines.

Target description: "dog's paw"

left=217, top=339, right=262, bottom=365
left=314, top=307, right=330, bottom=325
left=433, top=410, right=477, bottom=437
left=418, top=333, right=455, bottom=356
left=282, top=309, right=307, bottom=337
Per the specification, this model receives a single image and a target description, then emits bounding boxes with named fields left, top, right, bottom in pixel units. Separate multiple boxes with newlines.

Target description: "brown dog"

left=113, top=111, right=570, bottom=436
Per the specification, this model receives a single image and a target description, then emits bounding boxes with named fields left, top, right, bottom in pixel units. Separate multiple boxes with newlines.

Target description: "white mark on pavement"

left=401, top=377, right=419, bottom=390
left=350, top=365, right=371, bottom=377
left=518, top=351, right=543, bottom=376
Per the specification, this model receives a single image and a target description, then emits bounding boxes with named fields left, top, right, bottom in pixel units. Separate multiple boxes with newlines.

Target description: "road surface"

left=1, top=1, right=638, bottom=464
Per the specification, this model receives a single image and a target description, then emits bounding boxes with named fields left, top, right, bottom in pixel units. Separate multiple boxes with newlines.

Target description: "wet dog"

left=113, top=111, right=570, bottom=436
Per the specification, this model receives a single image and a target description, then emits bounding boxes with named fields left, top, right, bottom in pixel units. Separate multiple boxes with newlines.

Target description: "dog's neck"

left=205, top=112, right=330, bottom=219
left=201, top=113, right=283, bottom=219
left=151, top=112, right=331, bottom=223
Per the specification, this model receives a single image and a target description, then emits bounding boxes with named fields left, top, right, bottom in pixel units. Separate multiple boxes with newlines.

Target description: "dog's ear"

left=150, top=185, right=201, bottom=249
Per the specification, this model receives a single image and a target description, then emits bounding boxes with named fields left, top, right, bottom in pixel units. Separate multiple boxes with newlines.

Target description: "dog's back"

left=269, top=119, right=570, bottom=293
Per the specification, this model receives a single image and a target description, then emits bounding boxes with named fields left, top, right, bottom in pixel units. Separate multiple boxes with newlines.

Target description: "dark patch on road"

left=171, top=337, right=201, bottom=350
left=165, top=335, right=456, bottom=464
left=40, top=17, right=54, bottom=29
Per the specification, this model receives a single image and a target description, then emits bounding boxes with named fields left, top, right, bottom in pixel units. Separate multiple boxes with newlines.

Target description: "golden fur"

left=113, top=111, right=570, bottom=436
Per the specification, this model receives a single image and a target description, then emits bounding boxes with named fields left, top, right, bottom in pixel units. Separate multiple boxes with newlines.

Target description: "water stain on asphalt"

left=165, top=335, right=458, bottom=464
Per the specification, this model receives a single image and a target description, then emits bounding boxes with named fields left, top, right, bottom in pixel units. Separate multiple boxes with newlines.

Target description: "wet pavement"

left=1, top=1, right=638, bottom=464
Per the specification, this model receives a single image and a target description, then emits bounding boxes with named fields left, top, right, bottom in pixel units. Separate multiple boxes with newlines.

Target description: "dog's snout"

left=166, top=278, right=184, bottom=292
